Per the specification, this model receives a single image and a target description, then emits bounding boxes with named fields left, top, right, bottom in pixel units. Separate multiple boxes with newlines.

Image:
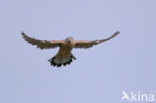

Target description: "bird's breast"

left=58, top=43, right=75, bottom=58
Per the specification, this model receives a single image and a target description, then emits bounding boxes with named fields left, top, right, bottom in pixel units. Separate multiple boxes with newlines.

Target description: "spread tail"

left=48, top=53, right=76, bottom=67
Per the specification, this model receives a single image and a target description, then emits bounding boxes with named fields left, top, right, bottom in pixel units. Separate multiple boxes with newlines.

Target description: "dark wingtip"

left=21, top=31, right=25, bottom=35
left=115, top=31, right=120, bottom=35
left=21, top=31, right=27, bottom=39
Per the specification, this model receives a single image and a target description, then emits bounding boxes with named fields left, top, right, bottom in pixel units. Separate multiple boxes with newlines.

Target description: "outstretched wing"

left=74, top=31, right=120, bottom=49
left=21, top=32, right=64, bottom=49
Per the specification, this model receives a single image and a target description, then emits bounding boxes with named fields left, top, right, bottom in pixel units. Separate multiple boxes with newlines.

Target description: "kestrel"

left=21, top=31, right=119, bottom=67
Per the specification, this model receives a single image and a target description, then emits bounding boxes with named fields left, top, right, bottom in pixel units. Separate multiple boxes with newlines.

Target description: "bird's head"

left=65, top=37, right=74, bottom=44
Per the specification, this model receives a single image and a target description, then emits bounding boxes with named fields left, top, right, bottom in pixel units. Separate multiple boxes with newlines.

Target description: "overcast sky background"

left=0, top=0, right=156, bottom=103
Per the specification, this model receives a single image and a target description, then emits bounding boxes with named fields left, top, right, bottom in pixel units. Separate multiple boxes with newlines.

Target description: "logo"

left=121, top=91, right=155, bottom=102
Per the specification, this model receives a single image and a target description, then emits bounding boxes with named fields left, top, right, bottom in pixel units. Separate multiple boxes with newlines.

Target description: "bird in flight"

left=21, top=31, right=119, bottom=67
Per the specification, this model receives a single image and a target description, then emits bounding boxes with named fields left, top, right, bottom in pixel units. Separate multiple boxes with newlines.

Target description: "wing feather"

left=21, top=32, right=64, bottom=49
left=74, top=31, right=120, bottom=49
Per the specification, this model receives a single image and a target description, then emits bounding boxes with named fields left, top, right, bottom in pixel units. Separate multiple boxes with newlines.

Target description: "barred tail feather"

left=48, top=53, right=76, bottom=67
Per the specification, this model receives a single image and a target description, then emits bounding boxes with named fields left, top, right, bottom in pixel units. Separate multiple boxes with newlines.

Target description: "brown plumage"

left=21, top=31, right=119, bottom=67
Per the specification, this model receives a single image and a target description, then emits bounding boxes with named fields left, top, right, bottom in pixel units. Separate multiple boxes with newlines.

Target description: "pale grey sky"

left=0, top=0, right=156, bottom=103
